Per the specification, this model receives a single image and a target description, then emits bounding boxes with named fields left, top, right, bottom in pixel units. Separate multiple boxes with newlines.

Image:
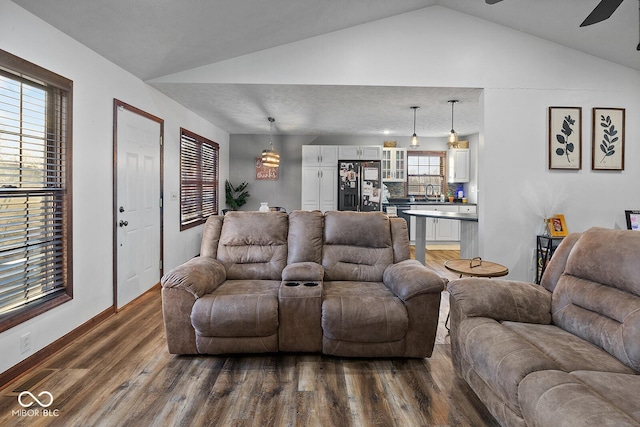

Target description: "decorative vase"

left=259, top=202, right=270, bottom=212
left=541, top=218, right=551, bottom=237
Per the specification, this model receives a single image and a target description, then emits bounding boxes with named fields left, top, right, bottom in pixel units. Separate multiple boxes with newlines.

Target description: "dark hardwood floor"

left=0, top=250, right=498, bottom=427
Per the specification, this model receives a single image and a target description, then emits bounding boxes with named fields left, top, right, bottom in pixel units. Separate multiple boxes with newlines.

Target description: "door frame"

left=112, top=99, right=164, bottom=311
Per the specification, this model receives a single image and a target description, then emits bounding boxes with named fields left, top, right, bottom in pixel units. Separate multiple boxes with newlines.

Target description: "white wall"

left=0, top=0, right=229, bottom=375
left=159, top=5, right=640, bottom=282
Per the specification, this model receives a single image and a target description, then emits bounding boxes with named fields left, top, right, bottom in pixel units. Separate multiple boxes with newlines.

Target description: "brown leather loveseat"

left=448, top=227, right=640, bottom=427
left=161, top=210, right=445, bottom=358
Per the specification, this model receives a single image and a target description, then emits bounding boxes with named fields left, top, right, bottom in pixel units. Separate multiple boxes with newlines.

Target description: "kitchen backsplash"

left=384, top=182, right=466, bottom=199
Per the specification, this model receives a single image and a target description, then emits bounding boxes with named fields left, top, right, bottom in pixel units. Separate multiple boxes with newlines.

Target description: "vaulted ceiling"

left=12, top=0, right=639, bottom=136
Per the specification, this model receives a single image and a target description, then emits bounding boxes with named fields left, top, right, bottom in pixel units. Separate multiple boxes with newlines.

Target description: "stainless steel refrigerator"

left=338, top=161, right=382, bottom=211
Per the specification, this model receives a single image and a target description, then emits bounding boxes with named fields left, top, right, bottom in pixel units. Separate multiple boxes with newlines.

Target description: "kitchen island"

left=404, top=210, right=478, bottom=265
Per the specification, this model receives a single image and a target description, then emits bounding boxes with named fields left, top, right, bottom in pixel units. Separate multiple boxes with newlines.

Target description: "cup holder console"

left=284, top=281, right=319, bottom=287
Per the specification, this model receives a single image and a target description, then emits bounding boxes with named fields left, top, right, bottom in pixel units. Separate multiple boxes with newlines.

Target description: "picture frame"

left=547, top=214, right=568, bottom=237
left=548, top=107, right=582, bottom=170
left=592, top=108, right=625, bottom=171
left=625, top=210, right=640, bottom=231
left=255, top=157, right=278, bottom=180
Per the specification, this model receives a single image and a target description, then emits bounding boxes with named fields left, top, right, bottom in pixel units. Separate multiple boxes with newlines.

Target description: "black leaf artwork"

left=555, top=115, right=576, bottom=163
left=599, top=115, right=617, bottom=163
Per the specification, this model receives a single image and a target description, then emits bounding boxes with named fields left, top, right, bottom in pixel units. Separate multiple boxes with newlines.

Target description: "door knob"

left=119, top=220, right=129, bottom=227
left=119, top=206, right=125, bottom=213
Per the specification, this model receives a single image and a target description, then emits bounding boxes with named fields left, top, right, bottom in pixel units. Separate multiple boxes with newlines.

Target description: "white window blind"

left=180, top=128, right=219, bottom=230
left=0, top=50, right=72, bottom=330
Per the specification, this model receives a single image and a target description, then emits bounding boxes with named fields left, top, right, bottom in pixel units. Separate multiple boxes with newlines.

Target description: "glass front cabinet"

left=382, top=148, right=407, bottom=182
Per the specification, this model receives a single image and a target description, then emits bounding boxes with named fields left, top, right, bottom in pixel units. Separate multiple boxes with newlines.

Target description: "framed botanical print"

left=592, top=108, right=625, bottom=171
left=549, top=107, right=582, bottom=170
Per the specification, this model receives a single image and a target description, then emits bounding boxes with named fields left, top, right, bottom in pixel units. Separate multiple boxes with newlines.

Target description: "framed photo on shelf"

left=625, top=210, right=640, bottom=231
left=548, top=214, right=568, bottom=237
left=549, top=107, right=582, bottom=170
left=592, top=107, right=625, bottom=171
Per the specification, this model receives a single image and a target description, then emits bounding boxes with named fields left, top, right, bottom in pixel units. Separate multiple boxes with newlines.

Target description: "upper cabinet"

left=338, top=145, right=382, bottom=160
left=302, top=145, right=338, bottom=166
left=382, top=148, right=407, bottom=182
left=447, top=148, right=469, bottom=183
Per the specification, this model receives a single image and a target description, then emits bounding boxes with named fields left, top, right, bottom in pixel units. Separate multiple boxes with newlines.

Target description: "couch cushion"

left=191, top=280, right=280, bottom=337
left=551, top=227, right=640, bottom=372
left=216, top=211, right=288, bottom=280
left=322, top=281, right=408, bottom=343
left=322, top=211, right=393, bottom=282
left=458, top=318, right=637, bottom=418
left=519, top=370, right=640, bottom=427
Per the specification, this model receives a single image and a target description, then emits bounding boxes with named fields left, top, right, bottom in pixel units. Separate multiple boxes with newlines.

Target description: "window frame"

left=406, top=150, right=447, bottom=197
left=179, top=128, right=219, bottom=231
left=0, top=49, right=73, bottom=333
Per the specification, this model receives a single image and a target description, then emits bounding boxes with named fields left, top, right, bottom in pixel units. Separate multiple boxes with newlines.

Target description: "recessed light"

left=383, top=130, right=391, bottom=135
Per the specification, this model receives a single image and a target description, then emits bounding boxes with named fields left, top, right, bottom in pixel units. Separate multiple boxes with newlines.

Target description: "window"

left=0, top=49, right=73, bottom=332
left=180, top=128, right=219, bottom=230
left=407, top=151, right=446, bottom=196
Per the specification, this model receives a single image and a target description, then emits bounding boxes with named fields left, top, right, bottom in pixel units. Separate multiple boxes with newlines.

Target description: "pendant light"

left=261, top=117, right=280, bottom=168
left=448, top=100, right=459, bottom=145
left=410, top=106, right=420, bottom=148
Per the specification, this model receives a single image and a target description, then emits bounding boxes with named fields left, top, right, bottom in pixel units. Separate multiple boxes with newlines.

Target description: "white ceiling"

left=12, top=0, right=640, bottom=137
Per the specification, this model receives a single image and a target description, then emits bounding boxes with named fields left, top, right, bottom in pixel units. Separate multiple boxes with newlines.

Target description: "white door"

left=115, top=102, right=162, bottom=309
left=301, top=166, right=320, bottom=210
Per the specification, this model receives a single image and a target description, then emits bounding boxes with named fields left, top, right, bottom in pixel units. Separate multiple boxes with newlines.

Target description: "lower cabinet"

left=410, top=204, right=476, bottom=243
left=301, top=166, right=337, bottom=212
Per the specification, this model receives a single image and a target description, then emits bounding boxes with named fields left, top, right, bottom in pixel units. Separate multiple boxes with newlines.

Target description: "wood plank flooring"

left=0, top=250, right=498, bottom=427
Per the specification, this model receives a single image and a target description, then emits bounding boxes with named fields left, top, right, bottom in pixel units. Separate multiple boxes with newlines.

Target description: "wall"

left=0, top=0, right=229, bottom=375
left=162, top=5, right=639, bottom=282
left=229, top=133, right=466, bottom=211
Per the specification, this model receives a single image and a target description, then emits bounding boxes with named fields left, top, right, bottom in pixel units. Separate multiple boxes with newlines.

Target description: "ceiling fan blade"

left=580, top=0, right=624, bottom=27
left=485, top=0, right=503, bottom=4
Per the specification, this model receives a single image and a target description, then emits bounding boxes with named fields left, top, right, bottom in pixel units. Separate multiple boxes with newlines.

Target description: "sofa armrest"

left=447, top=278, right=552, bottom=324
left=282, top=262, right=324, bottom=282
left=161, top=256, right=226, bottom=298
left=383, top=259, right=446, bottom=302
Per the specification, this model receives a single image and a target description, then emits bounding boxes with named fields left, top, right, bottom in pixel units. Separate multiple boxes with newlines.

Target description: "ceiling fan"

left=486, top=0, right=640, bottom=50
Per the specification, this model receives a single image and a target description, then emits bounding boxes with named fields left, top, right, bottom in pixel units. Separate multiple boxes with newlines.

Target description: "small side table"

left=536, top=235, right=563, bottom=284
left=443, top=258, right=509, bottom=330
left=445, top=258, right=509, bottom=278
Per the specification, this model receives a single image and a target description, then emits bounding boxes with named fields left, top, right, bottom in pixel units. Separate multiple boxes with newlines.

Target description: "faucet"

left=426, top=184, right=435, bottom=199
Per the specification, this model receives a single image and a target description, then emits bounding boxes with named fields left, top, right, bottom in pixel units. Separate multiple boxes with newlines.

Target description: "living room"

left=1, top=0, right=639, bottom=425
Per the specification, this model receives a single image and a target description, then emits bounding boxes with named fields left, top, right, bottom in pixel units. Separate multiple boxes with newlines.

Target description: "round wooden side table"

left=443, top=258, right=509, bottom=330
left=444, top=258, right=509, bottom=278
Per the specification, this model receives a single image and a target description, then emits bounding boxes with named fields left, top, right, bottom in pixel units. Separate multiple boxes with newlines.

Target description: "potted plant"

left=447, top=190, right=454, bottom=203
left=225, top=180, right=250, bottom=210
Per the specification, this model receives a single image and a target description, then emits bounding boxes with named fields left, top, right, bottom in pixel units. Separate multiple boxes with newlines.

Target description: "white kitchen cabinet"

left=382, top=148, right=407, bottom=182
left=301, top=166, right=337, bottom=212
left=447, top=148, right=469, bottom=183
left=338, top=145, right=382, bottom=160
left=458, top=205, right=477, bottom=214
left=302, top=145, right=338, bottom=166
left=410, top=204, right=468, bottom=242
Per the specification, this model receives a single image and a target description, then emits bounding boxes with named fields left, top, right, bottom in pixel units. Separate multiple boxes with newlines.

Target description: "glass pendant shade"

left=448, top=100, right=459, bottom=145
left=261, top=117, right=279, bottom=167
left=410, top=106, right=420, bottom=148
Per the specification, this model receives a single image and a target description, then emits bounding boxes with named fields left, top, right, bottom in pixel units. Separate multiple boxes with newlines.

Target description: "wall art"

left=548, top=107, right=582, bottom=170
left=592, top=107, right=625, bottom=171
left=255, top=157, right=278, bottom=180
